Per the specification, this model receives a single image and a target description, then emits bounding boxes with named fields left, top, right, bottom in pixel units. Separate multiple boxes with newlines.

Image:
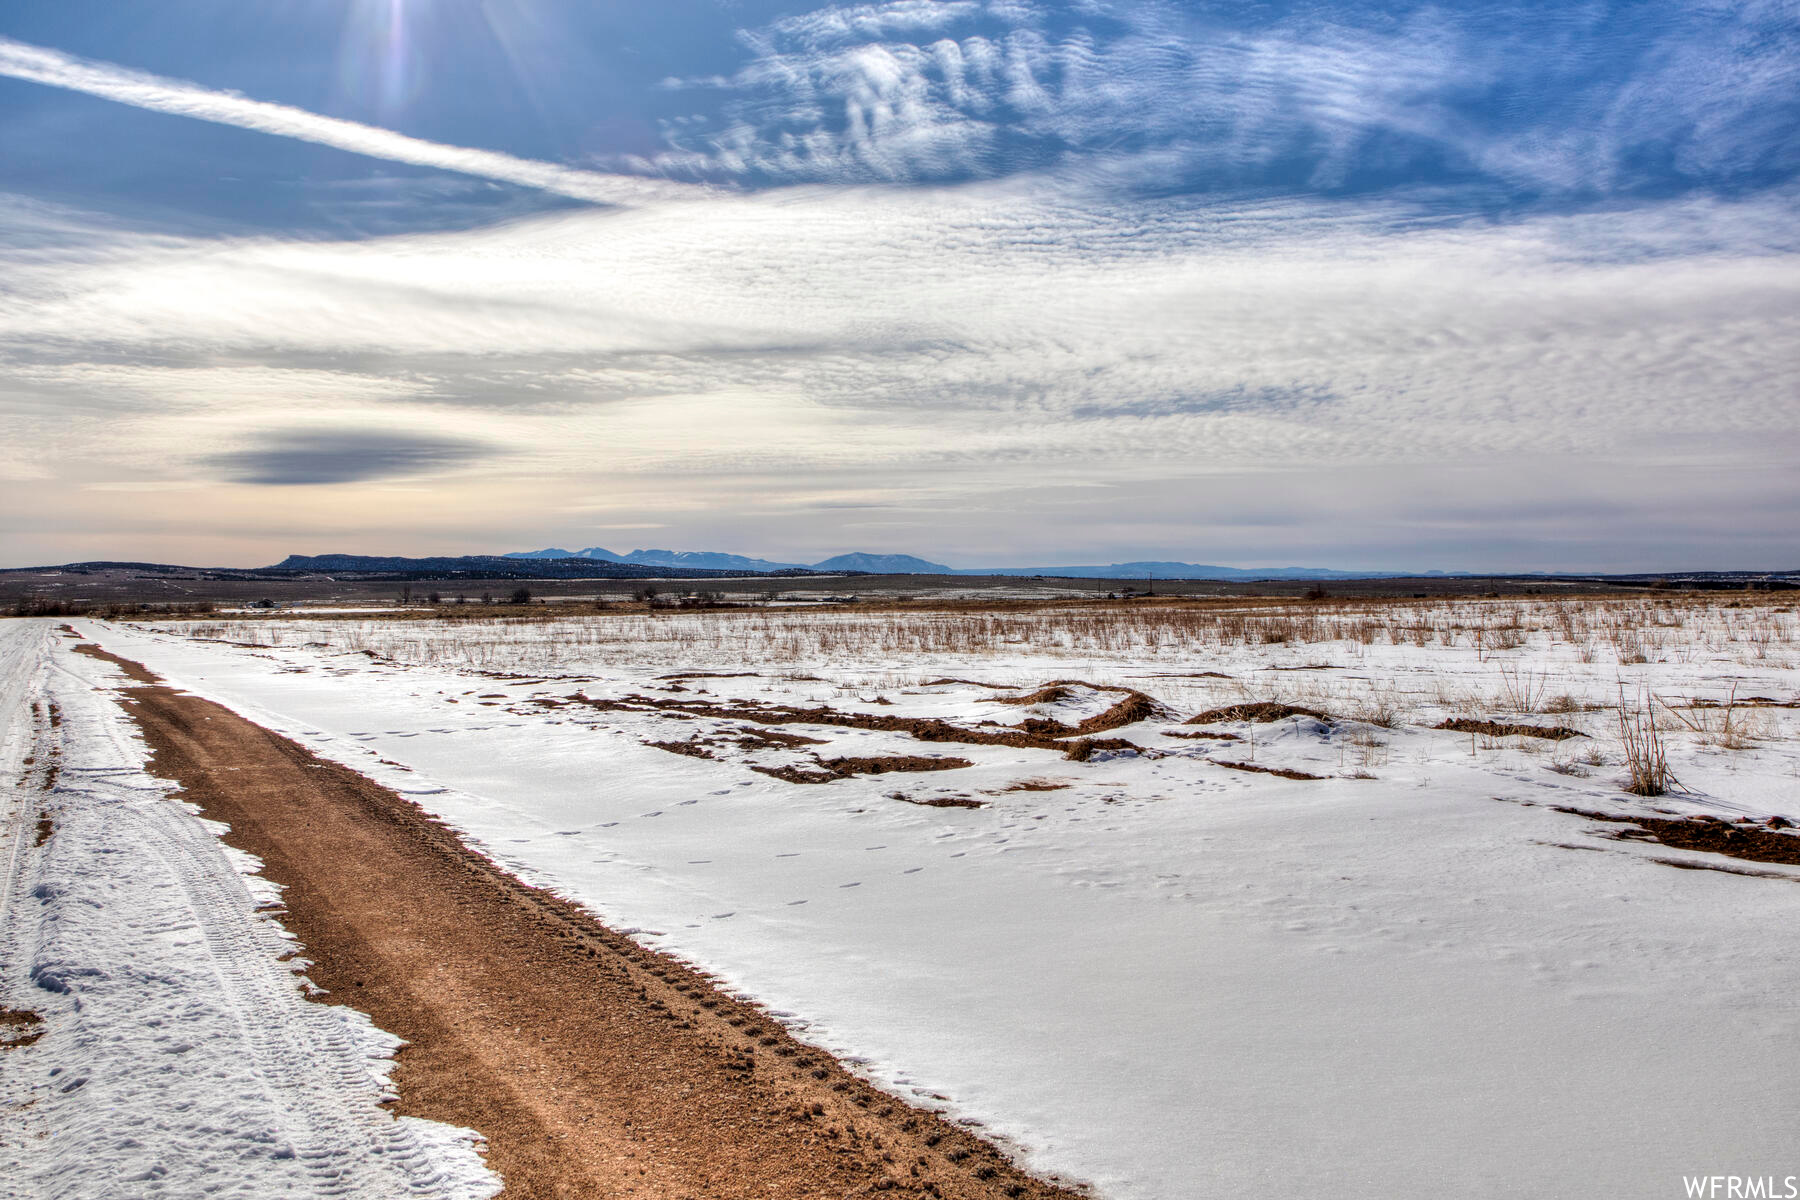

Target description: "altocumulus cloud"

left=203, top=430, right=498, bottom=486
left=642, top=0, right=1800, bottom=200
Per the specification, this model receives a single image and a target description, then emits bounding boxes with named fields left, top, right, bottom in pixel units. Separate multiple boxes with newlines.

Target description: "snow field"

left=68, top=601, right=1800, bottom=1199
left=0, top=621, right=500, bottom=1200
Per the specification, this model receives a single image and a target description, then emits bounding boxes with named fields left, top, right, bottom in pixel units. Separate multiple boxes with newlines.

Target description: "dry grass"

left=169, top=593, right=1798, bottom=673
left=1619, top=688, right=1677, bottom=796
left=155, top=595, right=1797, bottom=788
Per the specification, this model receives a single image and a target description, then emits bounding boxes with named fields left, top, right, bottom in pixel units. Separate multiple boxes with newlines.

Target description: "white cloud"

left=3, top=184, right=1795, bottom=513
left=3, top=3, right=1797, bottom=568
left=636, top=0, right=1799, bottom=196
left=0, top=36, right=702, bottom=208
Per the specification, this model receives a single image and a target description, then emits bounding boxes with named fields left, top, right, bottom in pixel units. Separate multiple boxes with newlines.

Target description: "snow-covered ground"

left=0, top=620, right=499, bottom=1200
left=51, top=601, right=1800, bottom=1198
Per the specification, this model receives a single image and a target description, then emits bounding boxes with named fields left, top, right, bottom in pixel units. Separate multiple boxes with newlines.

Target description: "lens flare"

left=337, top=0, right=423, bottom=119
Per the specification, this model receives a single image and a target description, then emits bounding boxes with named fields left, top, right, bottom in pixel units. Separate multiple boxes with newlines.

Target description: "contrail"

left=0, top=36, right=702, bottom=208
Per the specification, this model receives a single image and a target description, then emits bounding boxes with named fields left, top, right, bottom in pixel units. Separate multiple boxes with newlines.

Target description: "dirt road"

left=77, top=642, right=1088, bottom=1200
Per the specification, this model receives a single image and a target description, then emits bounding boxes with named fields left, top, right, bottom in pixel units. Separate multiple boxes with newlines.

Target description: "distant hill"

left=812, top=553, right=953, bottom=573
left=619, top=549, right=810, bottom=572
left=505, top=546, right=810, bottom=571
left=503, top=547, right=945, bottom=574
left=505, top=547, right=589, bottom=560
left=950, top=561, right=1416, bottom=580
left=271, top=554, right=788, bottom=580
left=501, top=546, right=1407, bottom=579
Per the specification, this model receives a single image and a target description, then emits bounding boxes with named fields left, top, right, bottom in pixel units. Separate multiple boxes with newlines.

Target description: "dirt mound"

left=823, top=754, right=973, bottom=776
left=731, top=727, right=827, bottom=750
left=1188, top=702, right=1330, bottom=724
left=1061, top=737, right=1145, bottom=762
left=646, top=739, right=720, bottom=760
left=1435, top=719, right=1586, bottom=740
left=1214, top=760, right=1325, bottom=781
left=753, top=754, right=975, bottom=784
left=1557, top=807, right=1800, bottom=867
left=892, top=793, right=987, bottom=809
left=749, top=764, right=840, bottom=784
left=985, top=685, right=1075, bottom=706
left=563, top=692, right=1152, bottom=762
left=994, top=684, right=1173, bottom=739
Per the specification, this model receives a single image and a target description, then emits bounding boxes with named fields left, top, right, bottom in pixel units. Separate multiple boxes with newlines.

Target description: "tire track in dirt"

left=74, top=642, right=1089, bottom=1200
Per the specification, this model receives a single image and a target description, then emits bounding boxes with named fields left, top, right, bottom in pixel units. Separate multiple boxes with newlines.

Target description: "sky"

left=1, top=1, right=1797, bottom=572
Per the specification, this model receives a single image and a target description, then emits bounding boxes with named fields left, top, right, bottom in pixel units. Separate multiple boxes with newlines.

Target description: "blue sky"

left=2, top=1, right=1797, bottom=570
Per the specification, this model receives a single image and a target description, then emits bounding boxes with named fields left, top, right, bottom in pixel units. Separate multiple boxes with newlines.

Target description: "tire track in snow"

left=0, top=621, right=497, bottom=1199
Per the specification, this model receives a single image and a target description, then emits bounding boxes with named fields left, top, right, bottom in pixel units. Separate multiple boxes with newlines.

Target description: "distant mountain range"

left=505, top=547, right=949, bottom=574
left=270, top=554, right=800, bottom=580
left=503, top=546, right=1420, bottom=580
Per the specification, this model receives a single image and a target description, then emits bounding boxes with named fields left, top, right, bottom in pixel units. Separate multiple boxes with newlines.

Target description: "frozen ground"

left=0, top=621, right=499, bottom=1200
left=58, top=600, right=1800, bottom=1198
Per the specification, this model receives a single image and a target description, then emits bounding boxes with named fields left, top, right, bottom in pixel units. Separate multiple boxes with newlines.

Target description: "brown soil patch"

left=563, top=692, right=1144, bottom=763
left=752, top=755, right=975, bottom=784
left=749, top=764, right=842, bottom=784
left=33, top=810, right=52, bottom=847
left=984, top=685, right=1075, bottom=707
left=822, top=755, right=974, bottom=777
left=891, top=794, right=987, bottom=810
left=70, top=642, right=158, bottom=684
left=1159, top=730, right=1242, bottom=742
left=984, top=681, right=1170, bottom=736
left=1012, top=690, right=1170, bottom=740
left=918, top=678, right=1009, bottom=689
left=644, top=739, right=720, bottom=760
left=1556, top=807, right=1800, bottom=868
left=1058, top=738, right=1144, bottom=762
left=0, top=1007, right=45, bottom=1048
left=732, top=728, right=828, bottom=750
left=1435, top=719, right=1585, bottom=740
left=1000, top=780, right=1071, bottom=793
left=1213, top=760, right=1326, bottom=781
left=658, top=672, right=761, bottom=681
left=1188, top=702, right=1330, bottom=724
left=84, top=645, right=1085, bottom=1200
